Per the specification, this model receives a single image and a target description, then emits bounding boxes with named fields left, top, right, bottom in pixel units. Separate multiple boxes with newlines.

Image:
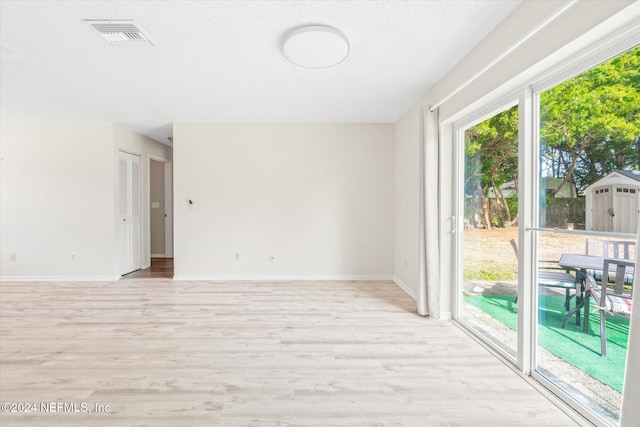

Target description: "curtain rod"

left=429, top=0, right=578, bottom=112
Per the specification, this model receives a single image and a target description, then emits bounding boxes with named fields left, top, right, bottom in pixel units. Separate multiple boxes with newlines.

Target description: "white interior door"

left=119, top=151, right=141, bottom=275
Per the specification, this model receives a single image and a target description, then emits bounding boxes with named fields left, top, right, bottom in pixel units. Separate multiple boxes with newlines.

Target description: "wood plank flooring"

left=0, top=280, right=578, bottom=426
left=122, top=258, right=173, bottom=280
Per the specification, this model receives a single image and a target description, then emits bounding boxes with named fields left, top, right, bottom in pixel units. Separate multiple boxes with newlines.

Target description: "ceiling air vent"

left=85, top=20, right=155, bottom=46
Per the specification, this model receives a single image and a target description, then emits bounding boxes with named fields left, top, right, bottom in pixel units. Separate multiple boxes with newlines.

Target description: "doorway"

left=145, top=157, right=173, bottom=279
left=150, top=159, right=167, bottom=257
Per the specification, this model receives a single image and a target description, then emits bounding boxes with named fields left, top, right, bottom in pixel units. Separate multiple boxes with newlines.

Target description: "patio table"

left=558, top=254, right=635, bottom=329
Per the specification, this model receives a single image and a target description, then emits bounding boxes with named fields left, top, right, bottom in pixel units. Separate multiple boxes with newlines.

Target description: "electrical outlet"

left=71, top=253, right=77, bottom=261
left=234, top=252, right=240, bottom=260
left=10, top=253, right=16, bottom=261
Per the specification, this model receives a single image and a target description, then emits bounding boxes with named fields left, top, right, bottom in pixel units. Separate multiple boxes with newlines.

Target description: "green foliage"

left=540, top=45, right=640, bottom=192
left=465, top=105, right=519, bottom=192
left=465, top=45, right=640, bottom=228
left=465, top=105, right=519, bottom=226
left=506, top=198, right=518, bottom=218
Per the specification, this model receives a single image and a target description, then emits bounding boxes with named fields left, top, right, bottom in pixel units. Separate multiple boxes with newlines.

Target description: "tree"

left=540, top=46, right=640, bottom=193
left=465, top=105, right=518, bottom=228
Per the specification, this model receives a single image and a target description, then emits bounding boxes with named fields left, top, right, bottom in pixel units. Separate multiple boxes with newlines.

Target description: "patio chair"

left=509, top=239, right=576, bottom=310
left=585, top=239, right=635, bottom=285
left=585, top=238, right=635, bottom=259
left=583, top=258, right=634, bottom=357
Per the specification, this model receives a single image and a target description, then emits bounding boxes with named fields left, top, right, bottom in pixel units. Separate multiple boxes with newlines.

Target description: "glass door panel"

left=459, top=104, right=519, bottom=359
left=535, top=45, right=639, bottom=425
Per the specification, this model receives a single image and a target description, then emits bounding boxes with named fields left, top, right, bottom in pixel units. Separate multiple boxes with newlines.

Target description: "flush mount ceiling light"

left=283, top=25, right=349, bottom=69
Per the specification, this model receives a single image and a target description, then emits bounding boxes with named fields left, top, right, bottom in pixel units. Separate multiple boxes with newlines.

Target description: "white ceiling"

left=0, top=0, right=520, bottom=144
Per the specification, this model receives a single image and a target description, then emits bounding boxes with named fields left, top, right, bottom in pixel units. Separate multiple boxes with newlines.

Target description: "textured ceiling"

left=0, top=0, right=521, bottom=144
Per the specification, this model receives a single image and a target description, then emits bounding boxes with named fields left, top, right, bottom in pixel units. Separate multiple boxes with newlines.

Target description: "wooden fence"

left=465, top=197, right=586, bottom=229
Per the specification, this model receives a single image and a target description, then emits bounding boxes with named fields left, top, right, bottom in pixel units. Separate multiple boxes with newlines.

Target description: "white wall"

left=114, top=125, right=173, bottom=269
left=173, top=123, right=394, bottom=280
left=393, top=110, right=420, bottom=298
left=0, top=122, right=173, bottom=280
left=0, top=122, right=117, bottom=279
left=393, top=0, right=638, bottom=309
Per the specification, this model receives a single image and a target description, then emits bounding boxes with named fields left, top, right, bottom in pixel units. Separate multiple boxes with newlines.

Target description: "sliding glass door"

left=455, top=44, right=639, bottom=426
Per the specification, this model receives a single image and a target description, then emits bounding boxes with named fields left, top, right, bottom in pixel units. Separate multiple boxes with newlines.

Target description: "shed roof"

left=614, top=170, right=640, bottom=182
left=584, top=170, right=640, bottom=192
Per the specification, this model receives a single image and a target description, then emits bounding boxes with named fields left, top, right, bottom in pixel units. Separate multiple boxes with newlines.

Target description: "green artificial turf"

left=465, top=294, right=630, bottom=392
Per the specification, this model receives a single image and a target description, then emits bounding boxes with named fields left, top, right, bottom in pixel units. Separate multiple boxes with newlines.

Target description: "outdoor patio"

left=460, top=227, right=634, bottom=420
left=463, top=279, right=627, bottom=419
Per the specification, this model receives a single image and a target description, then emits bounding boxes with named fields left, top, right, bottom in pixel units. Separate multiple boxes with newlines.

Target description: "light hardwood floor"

left=0, top=280, right=578, bottom=426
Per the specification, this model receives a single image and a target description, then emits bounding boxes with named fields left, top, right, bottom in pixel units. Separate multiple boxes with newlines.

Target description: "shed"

left=585, top=170, right=640, bottom=233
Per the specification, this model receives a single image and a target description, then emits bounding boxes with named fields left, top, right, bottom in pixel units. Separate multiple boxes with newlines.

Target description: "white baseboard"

left=1, top=275, right=120, bottom=282
left=392, top=275, right=417, bottom=300
left=172, top=274, right=394, bottom=282
left=150, top=254, right=166, bottom=258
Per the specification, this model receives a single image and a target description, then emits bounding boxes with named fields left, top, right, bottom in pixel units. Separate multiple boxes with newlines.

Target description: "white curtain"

left=620, top=221, right=640, bottom=425
left=417, top=106, right=440, bottom=318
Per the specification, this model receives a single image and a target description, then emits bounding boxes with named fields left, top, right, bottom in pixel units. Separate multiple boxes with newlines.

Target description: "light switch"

left=151, top=202, right=160, bottom=208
